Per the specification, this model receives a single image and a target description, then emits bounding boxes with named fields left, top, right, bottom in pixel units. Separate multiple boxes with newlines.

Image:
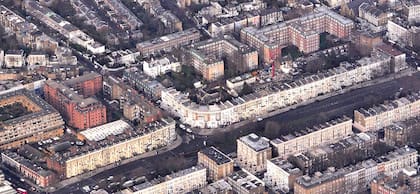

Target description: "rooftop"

left=228, top=169, right=264, bottom=191
left=239, top=133, right=270, bottom=152
left=356, top=91, right=420, bottom=117
left=130, top=166, right=205, bottom=192
left=200, top=146, right=233, bottom=165
left=0, top=89, right=59, bottom=127
left=79, top=120, right=132, bottom=142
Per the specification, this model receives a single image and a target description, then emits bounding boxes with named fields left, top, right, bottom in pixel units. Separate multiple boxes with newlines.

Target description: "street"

left=52, top=72, right=420, bottom=194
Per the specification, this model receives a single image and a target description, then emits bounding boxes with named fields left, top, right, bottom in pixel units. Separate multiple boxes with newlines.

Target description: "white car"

left=179, top=124, right=186, bottom=130
left=257, top=118, right=263, bottom=122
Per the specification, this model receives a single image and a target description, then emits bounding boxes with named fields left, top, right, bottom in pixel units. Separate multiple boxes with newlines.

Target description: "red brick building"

left=43, top=80, right=106, bottom=130
left=63, top=72, right=102, bottom=97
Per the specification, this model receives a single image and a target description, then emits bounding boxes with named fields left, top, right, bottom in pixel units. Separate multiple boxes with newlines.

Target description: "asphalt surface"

left=47, top=72, right=420, bottom=194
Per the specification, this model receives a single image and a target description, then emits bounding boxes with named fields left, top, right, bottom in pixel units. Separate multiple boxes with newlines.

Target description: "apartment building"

left=384, top=116, right=420, bottom=146
left=62, top=72, right=102, bottom=97
left=97, top=0, right=143, bottom=31
left=4, top=50, right=24, bottom=68
left=374, top=44, right=406, bottom=73
left=0, top=89, right=64, bottom=149
left=241, top=6, right=353, bottom=62
left=402, top=0, right=420, bottom=24
left=371, top=168, right=420, bottom=194
left=198, top=146, right=234, bottom=181
left=265, top=158, right=302, bottom=193
left=187, top=36, right=258, bottom=81
left=23, top=0, right=105, bottom=54
left=227, top=169, right=265, bottom=194
left=199, top=179, right=233, bottom=194
left=123, top=68, right=167, bottom=100
left=2, top=152, right=55, bottom=187
left=122, top=166, right=206, bottom=194
left=27, top=52, right=48, bottom=66
left=47, top=118, right=176, bottom=178
left=43, top=80, right=107, bottom=130
left=161, top=52, right=394, bottom=129
left=292, top=132, right=377, bottom=174
left=103, top=76, right=162, bottom=124
left=294, top=147, right=418, bottom=194
left=354, top=91, right=420, bottom=132
left=387, top=17, right=420, bottom=47
left=270, top=117, right=353, bottom=158
left=359, top=3, right=390, bottom=26
left=136, top=28, right=201, bottom=56
left=142, top=56, right=181, bottom=78
left=237, top=133, right=272, bottom=173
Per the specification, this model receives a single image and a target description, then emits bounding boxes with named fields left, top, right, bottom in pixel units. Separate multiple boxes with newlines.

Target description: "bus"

left=17, top=188, right=28, bottom=194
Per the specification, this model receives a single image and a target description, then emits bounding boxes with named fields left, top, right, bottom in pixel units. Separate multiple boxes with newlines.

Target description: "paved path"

left=192, top=69, right=417, bottom=136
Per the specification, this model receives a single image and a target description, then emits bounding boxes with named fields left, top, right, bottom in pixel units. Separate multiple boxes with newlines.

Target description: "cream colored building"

left=265, top=157, right=302, bottom=193
left=4, top=50, right=24, bottom=68
left=121, top=166, right=207, bottom=194
left=237, top=133, right=272, bottom=173
left=161, top=52, right=392, bottom=129
left=50, top=118, right=176, bottom=178
left=270, top=117, right=353, bottom=158
left=27, top=53, right=48, bottom=66
left=354, top=91, right=420, bottom=132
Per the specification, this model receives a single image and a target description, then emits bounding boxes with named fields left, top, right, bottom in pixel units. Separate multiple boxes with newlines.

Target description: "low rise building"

left=384, top=116, right=420, bottom=147
left=1, top=152, right=55, bottom=187
left=371, top=167, right=420, bottom=194
left=198, top=146, right=234, bottom=181
left=359, top=3, right=390, bottom=26
left=0, top=89, right=64, bottom=149
left=294, top=147, right=418, bottom=194
left=187, top=36, right=258, bottom=81
left=237, top=133, right=272, bottom=173
left=142, top=56, right=181, bottom=78
left=4, top=50, right=24, bottom=68
left=374, top=44, right=406, bottom=73
left=122, top=166, right=206, bottom=194
left=265, top=158, right=302, bottom=193
left=199, top=179, right=233, bottom=194
left=271, top=117, right=353, bottom=158
left=291, top=132, right=377, bottom=174
left=47, top=118, right=176, bottom=178
left=124, top=68, right=167, bottom=100
left=402, top=0, right=420, bottom=24
left=27, top=52, right=48, bottom=66
left=161, top=51, right=393, bottom=129
left=354, top=91, right=420, bottom=132
left=226, top=73, right=256, bottom=90
left=227, top=169, right=265, bottom=194
left=136, top=28, right=201, bottom=56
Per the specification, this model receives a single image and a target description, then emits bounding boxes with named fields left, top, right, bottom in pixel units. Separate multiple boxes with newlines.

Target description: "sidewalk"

left=45, top=135, right=183, bottom=193
left=192, top=68, right=416, bottom=136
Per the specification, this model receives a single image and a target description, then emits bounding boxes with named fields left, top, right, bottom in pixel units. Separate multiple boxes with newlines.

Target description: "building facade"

left=43, top=80, right=107, bottom=130
left=237, top=133, right=272, bottom=173
left=198, top=146, right=234, bottom=181
left=270, top=117, right=353, bottom=158
left=161, top=52, right=393, bottom=129
left=240, top=6, right=353, bottom=62
left=354, top=91, right=420, bottom=132
left=0, top=89, right=64, bottom=149
left=123, top=166, right=207, bottom=194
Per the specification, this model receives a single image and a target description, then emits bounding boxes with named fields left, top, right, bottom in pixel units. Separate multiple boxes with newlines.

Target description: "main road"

left=53, top=72, right=420, bottom=194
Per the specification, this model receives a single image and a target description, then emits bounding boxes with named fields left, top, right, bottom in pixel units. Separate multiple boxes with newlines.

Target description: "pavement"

left=192, top=68, right=417, bottom=136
